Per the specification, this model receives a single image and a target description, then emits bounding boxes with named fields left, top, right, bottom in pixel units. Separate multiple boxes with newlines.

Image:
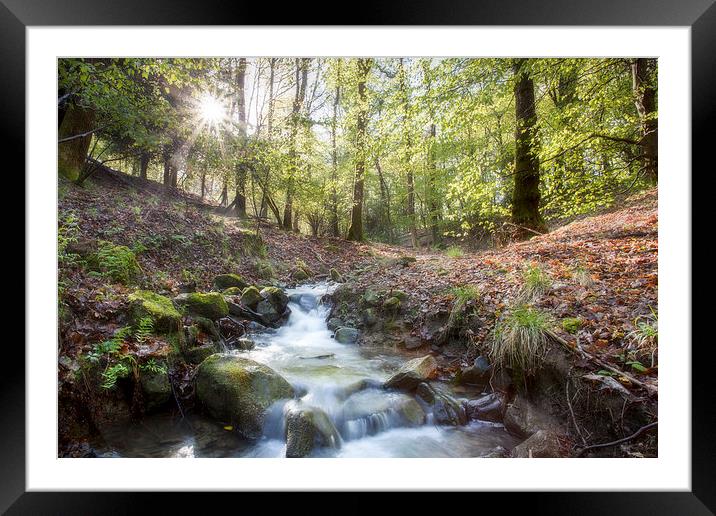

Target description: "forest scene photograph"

left=57, top=56, right=658, bottom=459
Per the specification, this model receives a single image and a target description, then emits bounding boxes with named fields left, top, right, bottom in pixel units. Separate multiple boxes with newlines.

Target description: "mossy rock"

left=184, top=343, right=218, bottom=364
left=87, top=242, right=141, bottom=284
left=240, top=286, right=262, bottom=308
left=285, top=403, right=342, bottom=458
left=561, top=317, right=582, bottom=334
left=362, top=290, right=381, bottom=307
left=174, top=292, right=229, bottom=320
left=213, top=274, right=248, bottom=291
left=195, top=354, right=294, bottom=439
left=256, top=262, right=275, bottom=280
left=390, top=290, right=407, bottom=301
left=382, top=296, right=401, bottom=313
left=128, top=290, right=182, bottom=333
left=139, top=367, right=171, bottom=412
left=222, top=287, right=243, bottom=296
left=291, top=268, right=310, bottom=281
left=260, top=286, right=289, bottom=309
left=329, top=268, right=343, bottom=283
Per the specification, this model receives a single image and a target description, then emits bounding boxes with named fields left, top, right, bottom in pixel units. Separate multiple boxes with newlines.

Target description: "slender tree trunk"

left=329, top=70, right=341, bottom=237
left=632, top=58, right=658, bottom=184
left=201, top=169, right=207, bottom=199
left=398, top=59, right=418, bottom=247
left=58, top=103, right=95, bottom=182
left=346, top=59, right=372, bottom=241
left=139, top=151, right=150, bottom=180
left=220, top=179, right=228, bottom=207
left=375, top=157, right=393, bottom=241
left=427, top=123, right=440, bottom=245
left=511, top=59, right=546, bottom=236
left=283, top=58, right=309, bottom=230
left=234, top=58, right=248, bottom=217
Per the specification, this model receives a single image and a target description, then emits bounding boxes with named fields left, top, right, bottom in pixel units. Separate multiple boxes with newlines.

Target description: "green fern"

left=134, top=316, right=155, bottom=343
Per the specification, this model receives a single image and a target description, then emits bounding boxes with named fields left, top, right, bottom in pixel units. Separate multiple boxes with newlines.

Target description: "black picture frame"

left=7, top=0, right=713, bottom=512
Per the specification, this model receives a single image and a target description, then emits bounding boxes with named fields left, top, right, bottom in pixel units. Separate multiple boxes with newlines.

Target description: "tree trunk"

left=201, top=169, right=207, bottom=199
left=375, top=157, right=393, bottom=242
left=234, top=58, right=248, bottom=217
left=398, top=59, right=418, bottom=247
left=58, top=103, right=95, bottom=182
left=427, top=123, right=440, bottom=245
left=511, top=59, right=546, bottom=236
left=139, top=151, right=150, bottom=180
left=346, top=59, right=372, bottom=241
left=632, top=58, right=658, bottom=184
left=283, top=58, right=309, bottom=230
left=329, top=70, right=341, bottom=237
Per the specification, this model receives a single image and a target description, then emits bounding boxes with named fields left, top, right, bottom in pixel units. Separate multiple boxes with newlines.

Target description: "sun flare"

left=198, top=93, right=227, bottom=125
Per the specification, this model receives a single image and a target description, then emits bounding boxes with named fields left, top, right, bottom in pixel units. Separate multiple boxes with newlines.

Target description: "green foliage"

left=89, top=241, right=141, bottom=284
left=627, top=307, right=658, bottom=354
left=140, top=358, right=167, bottom=375
left=58, top=212, right=80, bottom=265
left=134, top=316, right=155, bottom=343
left=444, top=245, right=464, bottom=258
left=561, top=317, right=582, bottom=334
left=240, top=233, right=268, bottom=258
left=491, top=305, right=554, bottom=374
left=450, top=285, right=480, bottom=302
left=571, top=264, right=594, bottom=287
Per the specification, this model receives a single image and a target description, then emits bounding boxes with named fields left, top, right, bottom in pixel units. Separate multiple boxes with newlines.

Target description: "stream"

left=94, top=283, right=519, bottom=457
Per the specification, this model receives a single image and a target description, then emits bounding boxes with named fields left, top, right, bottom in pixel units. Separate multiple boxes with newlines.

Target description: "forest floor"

left=58, top=168, right=658, bottom=457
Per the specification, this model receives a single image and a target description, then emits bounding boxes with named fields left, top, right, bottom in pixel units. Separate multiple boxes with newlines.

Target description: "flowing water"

left=94, top=283, right=519, bottom=457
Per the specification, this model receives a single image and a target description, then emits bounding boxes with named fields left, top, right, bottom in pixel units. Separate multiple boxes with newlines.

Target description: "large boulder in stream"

left=335, top=327, right=359, bottom=344
left=195, top=354, right=294, bottom=439
left=384, top=355, right=438, bottom=391
left=240, top=286, right=263, bottom=309
left=174, top=292, right=229, bottom=320
left=255, top=287, right=290, bottom=324
left=284, top=402, right=342, bottom=458
left=415, top=382, right=467, bottom=426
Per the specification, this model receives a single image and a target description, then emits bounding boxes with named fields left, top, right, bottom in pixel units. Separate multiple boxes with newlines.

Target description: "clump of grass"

left=450, top=285, right=480, bottom=302
left=519, top=264, right=552, bottom=301
left=445, top=245, right=464, bottom=258
left=491, top=305, right=554, bottom=374
left=240, top=232, right=268, bottom=258
left=627, top=307, right=658, bottom=365
left=571, top=264, right=594, bottom=287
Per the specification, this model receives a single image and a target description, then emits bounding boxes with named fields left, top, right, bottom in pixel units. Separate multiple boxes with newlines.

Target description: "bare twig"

left=546, top=330, right=657, bottom=396
left=576, top=421, right=657, bottom=456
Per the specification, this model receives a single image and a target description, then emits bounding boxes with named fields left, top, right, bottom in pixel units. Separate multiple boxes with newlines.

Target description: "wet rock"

left=174, top=292, right=229, bottom=320
left=464, top=393, right=504, bottom=423
left=513, top=430, right=562, bottom=458
left=457, top=356, right=492, bottom=386
left=240, top=286, right=263, bottom=309
left=503, top=395, right=563, bottom=438
left=191, top=316, right=221, bottom=341
left=384, top=355, right=438, bottom=391
left=327, top=317, right=344, bottom=332
left=178, top=281, right=196, bottom=293
left=213, top=273, right=248, bottom=291
left=257, top=287, right=290, bottom=322
left=235, top=337, right=256, bottom=351
left=335, top=327, right=359, bottom=344
left=222, top=287, right=243, bottom=296
left=484, top=445, right=509, bottom=458
left=128, top=290, right=182, bottom=333
left=184, top=342, right=217, bottom=364
left=338, top=378, right=384, bottom=400
left=329, top=268, right=343, bottom=282
left=140, top=368, right=171, bottom=412
left=246, top=321, right=268, bottom=332
left=218, top=317, right=245, bottom=340
left=416, top=383, right=466, bottom=425
left=195, top=354, right=294, bottom=439
left=433, top=391, right=467, bottom=426
left=284, top=403, right=342, bottom=458
left=342, top=390, right=426, bottom=431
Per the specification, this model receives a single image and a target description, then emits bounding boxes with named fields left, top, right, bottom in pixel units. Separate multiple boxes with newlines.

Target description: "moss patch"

left=88, top=241, right=141, bottom=284
left=128, top=290, right=181, bottom=333
left=213, top=274, right=248, bottom=291
left=561, top=317, right=582, bottom=334
left=175, top=292, right=229, bottom=320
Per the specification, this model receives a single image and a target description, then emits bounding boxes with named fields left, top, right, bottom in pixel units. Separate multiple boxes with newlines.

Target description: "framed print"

left=6, top=0, right=714, bottom=512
